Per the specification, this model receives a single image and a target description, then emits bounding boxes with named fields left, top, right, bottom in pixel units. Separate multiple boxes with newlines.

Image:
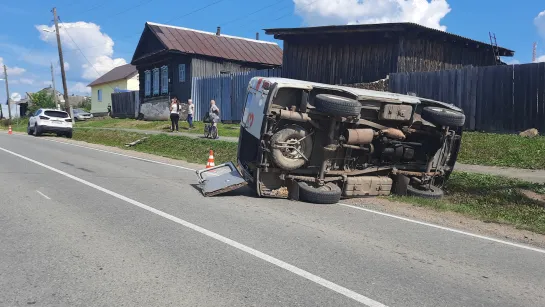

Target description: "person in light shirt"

left=187, top=99, right=194, bottom=129
left=169, top=96, right=181, bottom=132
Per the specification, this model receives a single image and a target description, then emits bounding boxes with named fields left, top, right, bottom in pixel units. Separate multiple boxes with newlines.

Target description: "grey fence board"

left=390, top=63, right=545, bottom=133
left=191, top=68, right=281, bottom=122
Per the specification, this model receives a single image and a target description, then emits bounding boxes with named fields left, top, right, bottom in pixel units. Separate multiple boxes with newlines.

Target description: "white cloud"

left=535, top=10, right=545, bottom=40
left=19, top=78, right=34, bottom=85
left=70, top=82, right=91, bottom=95
left=0, top=56, right=26, bottom=76
left=36, top=21, right=127, bottom=81
left=63, top=62, right=70, bottom=71
left=293, top=0, right=451, bottom=30
left=537, top=55, right=545, bottom=62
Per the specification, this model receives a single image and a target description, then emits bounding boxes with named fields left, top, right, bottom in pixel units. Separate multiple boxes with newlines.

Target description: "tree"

left=28, top=91, right=56, bottom=115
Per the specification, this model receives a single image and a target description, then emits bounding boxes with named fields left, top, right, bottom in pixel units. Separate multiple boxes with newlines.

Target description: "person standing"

left=187, top=99, right=194, bottom=129
left=209, top=100, right=220, bottom=139
left=169, top=96, right=180, bottom=132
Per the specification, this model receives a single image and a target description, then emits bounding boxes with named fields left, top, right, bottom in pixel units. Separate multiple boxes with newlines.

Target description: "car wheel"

left=421, top=107, right=465, bottom=127
left=270, top=126, right=313, bottom=171
left=314, top=94, right=362, bottom=117
left=34, top=124, right=41, bottom=136
left=298, top=182, right=342, bottom=204
left=27, top=124, right=33, bottom=135
left=406, top=184, right=444, bottom=199
left=66, top=130, right=73, bottom=139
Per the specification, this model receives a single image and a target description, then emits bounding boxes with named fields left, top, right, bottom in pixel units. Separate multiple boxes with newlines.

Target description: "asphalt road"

left=1, top=133, right=544, bottom=307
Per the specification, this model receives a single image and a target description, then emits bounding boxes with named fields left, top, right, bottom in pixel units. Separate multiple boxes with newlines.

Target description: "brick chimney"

left=216, top=26, right=221, bottom=36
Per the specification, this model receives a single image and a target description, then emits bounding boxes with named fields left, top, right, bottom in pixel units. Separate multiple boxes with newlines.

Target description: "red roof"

left=146, top=22, right=283, bottom=66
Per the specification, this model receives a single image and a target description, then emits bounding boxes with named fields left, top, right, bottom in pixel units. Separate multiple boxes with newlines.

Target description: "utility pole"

left=3, top=65, right=12, bottom=123
left=50, top=62, right=58, bottom=108
left=52, top=7, right=70, bottom=112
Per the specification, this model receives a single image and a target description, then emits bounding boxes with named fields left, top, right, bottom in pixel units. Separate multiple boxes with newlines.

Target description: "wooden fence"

left=111, top=91, right=139, bottom=119
left=389, top=62, right=545, bottom=133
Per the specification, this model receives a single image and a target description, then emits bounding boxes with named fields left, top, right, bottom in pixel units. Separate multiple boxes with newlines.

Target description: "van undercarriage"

left=197, top=78, right=465, bottom=204
left=238, top=79, right=464, bottom=204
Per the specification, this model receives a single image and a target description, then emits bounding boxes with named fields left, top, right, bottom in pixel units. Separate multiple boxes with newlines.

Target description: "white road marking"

left=339, top=203, right=545, bottom=255
left=36, top=190, right=51, bottom=200
left=13, top=134, right=545, bottom=254
left=0, top=146, right=386, bottom=307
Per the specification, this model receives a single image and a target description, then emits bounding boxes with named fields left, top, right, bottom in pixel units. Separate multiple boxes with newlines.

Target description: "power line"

left=77, top=0, right=111, bottom=14
left=164, top=0, right=226, bottom=24
left=106, top=0, right=155, bottom=19
left=219, top=0, right=287, bottom=27
left=58, top=17, right=118, bottom=90
left=62, top=0, right=229, bottom=54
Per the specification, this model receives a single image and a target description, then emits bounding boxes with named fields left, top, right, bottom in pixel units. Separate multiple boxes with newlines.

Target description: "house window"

left=179, top=64, right=186, bottom=83
left=161, top=65, right=169, bottom=94
left=144, top=70, right=151, bottom=97
left=97, top=89, right=103, bottom=102
left=153, top=68, right=160, bottom=95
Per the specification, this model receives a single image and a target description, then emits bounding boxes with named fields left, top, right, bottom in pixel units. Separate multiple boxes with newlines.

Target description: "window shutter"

left=161, top=65, right=169, bottom=94
left=179, top=64, right=186, bottom=83
left=153, top=68, right=160, bottom=95
left=144, top=70, right=151, bottom=97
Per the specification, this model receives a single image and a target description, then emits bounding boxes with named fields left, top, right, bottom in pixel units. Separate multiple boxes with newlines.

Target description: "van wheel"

left=421, top=107, right=465, bottom=127
left=298, top=182, right=342, bottom=204
left=314, top=94, right=362, bottom=117
left=270, top=126, right=313, bottom=171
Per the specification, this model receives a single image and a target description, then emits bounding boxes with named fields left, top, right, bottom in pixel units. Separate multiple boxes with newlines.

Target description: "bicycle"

left=204, top=122, right=218, bottom=139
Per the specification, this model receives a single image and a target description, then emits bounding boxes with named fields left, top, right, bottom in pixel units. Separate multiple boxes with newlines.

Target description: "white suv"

left=28, top=109, right=73, bottom=138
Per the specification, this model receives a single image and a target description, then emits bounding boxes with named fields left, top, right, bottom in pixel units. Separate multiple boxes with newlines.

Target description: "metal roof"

left=146, top=22, right=283, bottom=66
left=87, top=64, right=138, bottom=87
left=265, top=23, right=514, bottom=57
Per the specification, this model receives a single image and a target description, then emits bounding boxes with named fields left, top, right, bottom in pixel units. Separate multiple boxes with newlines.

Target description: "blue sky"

left=1, top=0, right=544, bottom=105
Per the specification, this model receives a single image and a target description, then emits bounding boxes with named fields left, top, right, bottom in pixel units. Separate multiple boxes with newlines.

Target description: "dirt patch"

left=344, top=197, right=545, bottom=249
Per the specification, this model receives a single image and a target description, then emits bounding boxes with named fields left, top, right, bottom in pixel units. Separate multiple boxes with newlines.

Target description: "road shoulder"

left=33, top=134, right=545, bottom=249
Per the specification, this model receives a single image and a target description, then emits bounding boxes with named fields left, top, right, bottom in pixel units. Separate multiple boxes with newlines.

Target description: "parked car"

left=198, top=77, right=465, bottom=204
left=73, top=109, right=93, bottom=121
left=28, top=109, right=73, bottom=138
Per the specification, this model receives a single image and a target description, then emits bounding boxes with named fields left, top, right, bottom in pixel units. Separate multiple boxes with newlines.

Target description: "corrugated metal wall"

left=192, top=68, right=282, bottom=121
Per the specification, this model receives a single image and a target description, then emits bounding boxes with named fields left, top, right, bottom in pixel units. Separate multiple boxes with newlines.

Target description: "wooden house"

left=265, top=23, right=514, bottom=85
left=131, top=22, right=282, bottom=120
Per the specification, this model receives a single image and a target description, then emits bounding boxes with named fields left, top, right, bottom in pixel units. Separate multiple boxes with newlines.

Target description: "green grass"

left=393, top=172, right=545, bottom=234
left=459, top=131, right=545, bottom=169
left=72, top=128, right=238, bottom=165
left=77, top=118, right=241, bottom=138
left=0, top=118, right=29, bottom=132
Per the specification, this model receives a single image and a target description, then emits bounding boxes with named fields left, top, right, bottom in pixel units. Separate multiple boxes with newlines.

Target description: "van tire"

left=270, top=126, right=313, bottom=171
left=421, top=107, right=465, bottom=127
left=407, top=184, right=444, bottom=199
left=298, top=182, right=342, bottom=204
left=315, top=94, right=362, bottom=117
